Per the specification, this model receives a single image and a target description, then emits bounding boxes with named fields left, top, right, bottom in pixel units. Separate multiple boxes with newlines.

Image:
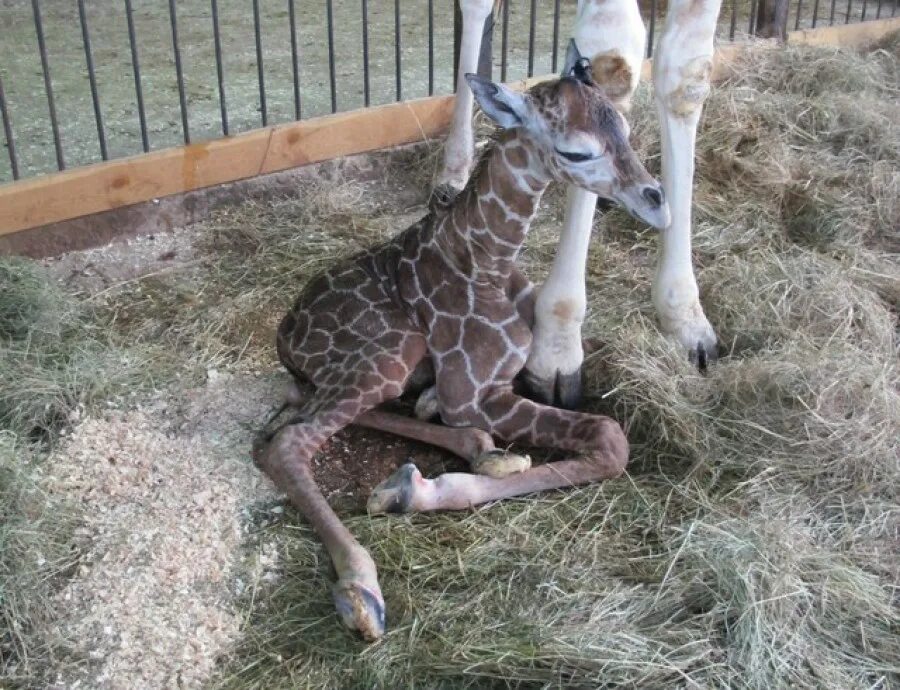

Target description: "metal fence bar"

left=288, top=0, right=301, bottom=120
left=0, top=74, right=20, bottom=180
left=31, top=0, right=64, bottom=171
left=527, top=0, right=537, bottom=78
left=77, top=0, right=107, bottom=160
left=168, top=0, right=190, bottom=144
left=327, top=0, right=337, bottom=111
left=427, top=0, right=434, bottom=96
left=394, top=0, right=402, bottom=101
left=252, top=0, right=267, bottom=126
left=124, top=0, right=149, bottom=152
left=500, top=0, right=509, bottom=82
left=551, top=0, right=561, bottom=72
left=0, top=0, right=890, bottom=184
left=211, top=0, right=229, bottom=135
left=362, top=0, right=370, bottom=106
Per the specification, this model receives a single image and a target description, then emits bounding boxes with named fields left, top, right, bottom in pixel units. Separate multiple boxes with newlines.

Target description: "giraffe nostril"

left=642, top=186, right=664, bottom=208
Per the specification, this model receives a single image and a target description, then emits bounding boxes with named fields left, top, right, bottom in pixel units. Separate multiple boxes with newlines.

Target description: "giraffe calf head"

left=465, top=42, right=671, bottom=230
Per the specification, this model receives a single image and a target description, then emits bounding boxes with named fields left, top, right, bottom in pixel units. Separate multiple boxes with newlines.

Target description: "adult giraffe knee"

left=651, top=0, right=722, bottom=368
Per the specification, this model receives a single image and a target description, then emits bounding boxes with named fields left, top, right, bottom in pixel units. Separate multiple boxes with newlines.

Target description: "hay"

left=1, top=39, right=898, bottom=689
left=211, top=40, right=899, bottom=689
left=0, top=435, right=81, bottom=685
left=0, top=258, right=178, bottom=443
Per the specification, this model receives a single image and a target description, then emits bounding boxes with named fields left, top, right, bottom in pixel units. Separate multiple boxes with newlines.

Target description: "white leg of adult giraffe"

left=524, top=0, right=647, bottom=407
left=652, top=0, right=722, bottom=368
left=433, top=0, right=495, bottom=203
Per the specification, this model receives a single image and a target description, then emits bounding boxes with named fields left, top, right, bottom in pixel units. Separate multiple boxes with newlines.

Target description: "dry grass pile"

left=1, top=39, right=897, bottom=689
left=209, top=41, right=899, bottom=689
left=0, top=435, right=81, bottom=685
left=0, top=257, right=180, bottom=685
left=0, top=257, right=176, bottom=442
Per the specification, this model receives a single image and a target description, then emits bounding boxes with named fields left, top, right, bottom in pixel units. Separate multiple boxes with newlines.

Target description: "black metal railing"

left=0, top=0, right=893, bottom=184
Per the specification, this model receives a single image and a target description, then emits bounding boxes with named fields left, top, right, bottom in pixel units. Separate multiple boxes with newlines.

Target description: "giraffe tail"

left=251, top=402, right=310, bottom=466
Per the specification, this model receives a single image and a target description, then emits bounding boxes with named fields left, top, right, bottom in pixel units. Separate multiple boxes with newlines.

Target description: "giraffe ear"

left=562, top=39, right=583, bottom=78
left=465, top=74, right=528, bottom=130
left=562, top=39, right=594, bottom=84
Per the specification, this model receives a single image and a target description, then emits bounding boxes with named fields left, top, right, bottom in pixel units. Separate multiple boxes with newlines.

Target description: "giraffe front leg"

left=433, top=0, right=495, bottom=204
left=355, top=408, right=531, bottom=483
left=524, top=0, right=646, bottom=407
left=652, top=0, right=722, bottom=368
left=368, top=390, right=628, bottom=513
left=258, top=416, right=386, bottom=640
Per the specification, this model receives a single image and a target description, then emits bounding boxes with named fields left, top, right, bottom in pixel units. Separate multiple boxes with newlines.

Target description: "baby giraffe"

left=256, top=47, right=670, bottom=641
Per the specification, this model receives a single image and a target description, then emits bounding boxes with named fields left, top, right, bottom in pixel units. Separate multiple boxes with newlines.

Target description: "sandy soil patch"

left=33, top=373, right=278, bottom=689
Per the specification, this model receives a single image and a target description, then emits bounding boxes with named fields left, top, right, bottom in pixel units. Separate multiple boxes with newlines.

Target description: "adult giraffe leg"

left=523, top=0, right=647, bottom=407
left=433, top=0, right=495, bottom=204
left=652, top=0, right=722, bottom=368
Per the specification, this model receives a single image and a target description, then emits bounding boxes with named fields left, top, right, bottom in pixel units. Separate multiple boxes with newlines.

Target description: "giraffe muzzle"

left=617, top=183, right=671, bottom=230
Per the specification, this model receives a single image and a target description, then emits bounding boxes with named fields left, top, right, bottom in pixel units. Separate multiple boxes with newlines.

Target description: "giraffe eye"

left=556, top=149, right=594, bottom=163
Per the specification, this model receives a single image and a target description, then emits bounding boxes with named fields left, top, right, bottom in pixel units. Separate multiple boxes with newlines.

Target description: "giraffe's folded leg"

left=368, top=449, right=624, bottom=514
left=354, top=409, right=531, bottom=479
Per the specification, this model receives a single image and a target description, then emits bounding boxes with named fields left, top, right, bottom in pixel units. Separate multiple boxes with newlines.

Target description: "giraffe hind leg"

left=257, top=348, right=422, bottom=639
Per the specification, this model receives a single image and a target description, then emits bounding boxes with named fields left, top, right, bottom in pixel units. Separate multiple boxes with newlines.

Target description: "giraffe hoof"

left=367, top=462, right=420, bottom=514
left=332, top=580, right=386, bottom=641
left=520, top=368, right=582, bottom=410
left=688, top=339, right=719, bottom=373
left=555, top=370, right=583, bottom=410
left=520, top=368, right=555, bottom=406
left=471, top=449, right=531, bottom=478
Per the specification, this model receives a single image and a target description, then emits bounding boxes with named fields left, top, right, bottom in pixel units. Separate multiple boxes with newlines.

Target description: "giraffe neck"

left=435, top=129, right=551, bottom=282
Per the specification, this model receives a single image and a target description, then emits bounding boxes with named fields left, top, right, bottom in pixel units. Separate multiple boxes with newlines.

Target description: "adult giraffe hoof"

left=679, top=320, right=718, bottom=372
left=689, top=339, right=719, bottom=372
left=332, top=580, right=386, bottom=641
left=555, top=370, right=583, bottom=410
left=367, top=462, right=420, bottom=514
left=471, top=449, right=531, bottom=478
left=520, top=368, right=583, bottom=410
